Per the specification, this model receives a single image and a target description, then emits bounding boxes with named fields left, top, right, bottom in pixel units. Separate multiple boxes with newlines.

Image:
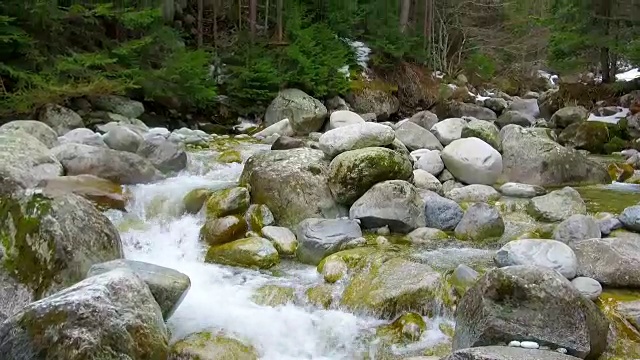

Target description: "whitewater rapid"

left=104, top=143, right=448, bottom=360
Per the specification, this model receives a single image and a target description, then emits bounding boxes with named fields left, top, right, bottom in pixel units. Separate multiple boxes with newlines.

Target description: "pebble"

left=508, top=341, right=521, bottom=347
left=520, top=341, right=540, bottom=349
left=556, top=348, right=568, bottom=354
left=376, top=226, right=391, bottom=235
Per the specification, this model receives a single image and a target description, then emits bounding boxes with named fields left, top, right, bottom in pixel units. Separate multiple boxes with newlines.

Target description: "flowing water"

left=104, top=141, right=450, bottom=360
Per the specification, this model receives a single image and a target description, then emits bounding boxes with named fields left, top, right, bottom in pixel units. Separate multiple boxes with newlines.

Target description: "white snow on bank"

left=588, top=107, right=630, bottom=124
left=617, top=68, right=640, bottom=82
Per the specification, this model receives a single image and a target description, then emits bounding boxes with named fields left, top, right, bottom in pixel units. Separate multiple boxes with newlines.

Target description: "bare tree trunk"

left=197, top=0, right=203, bottom=48
left=264, top=0, right=269, bottom=31
left=276, top=0, right=283, bottom=42
left=400, top=0, right=411, bottom=33
left=213, top=0, right=218, bottom=49
left=249, top=0, right=257, bottom=40
left=423, top=0, right=432, bottom=50
left=238, top=0, right=242, bottom=31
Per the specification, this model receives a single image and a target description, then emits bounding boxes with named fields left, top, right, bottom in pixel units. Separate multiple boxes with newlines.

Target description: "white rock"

left=253, top=119, right=294, bottom=138
left=520, top=341, right=540, bottom=349
left=430, top=118, right=467, bottom=146
left=318, top=122, right=395, bottom=157
left=499, top=182, right=546, bottom=198
left=508, top=341, right=521, bottom=347
left=570, top=277, right=602, bottom=300
left=413, top=169, right=442, bottom=194
left=327, top=110, right=365, bottom=130
left=495, top=239, right=578, bottom=279
left=414, top=150, right=445, bottom=176
left=147, top=128, right=171, bottom=138
left=441, top=137, right=503, bottom=185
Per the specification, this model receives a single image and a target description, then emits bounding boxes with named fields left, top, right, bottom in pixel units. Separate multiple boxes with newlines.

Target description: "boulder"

left=319, top=122, right=395, bottom=158
left=461, top=118, right=501, bottom=151
left=409, top=110, right=439, bottom=130
left=558, top=122, right=609, bottom=154
left=619, top=205, right=640, bottom=232
left=597, top=213, right=622, bottom=236
left=414, top=150, right=444, bottom=176
left=0, top=268, right=168, bottom=359
left=253, top=119, right=294, bottom=138
left=454, top=203, right=505, bottom=241
left=0, top=120, right=58, bottom=148
left=200, top=215, right=247, bottom=246
left=345, top=88, right=399, bottom=121
left=36, top=103, right=84, bottom=135
left=137, top=134, right=187, bottom=173
left=442, top=346, right=583, bottom=360
left=264, top=88, right=328, bottom=135
left=497, top=110, right=536, bottom=128
left=550, top=106, right=589, bottom=129
left=424, top=194, right=464, bottom=231
left=571, top=277, right=602, bottom=301
left=412, top=169, right=442, bottom=194
left=244, top=204, right=275, bottom=231
left=500, top=125, right=609, bottom=186
left=441, top=138, right=503, bottom=185
left=328, top=147, right=413, bottom=205
left=508, top=98, right=541, bottom=118
left=170, top=331, right=258, bottom=360
left=103, top=125, right=143, bottom=153
left=205, top=237, right=279, bottom=269
left=270, top=136, right=305, bottom=150
left=182, top=188, right=214, bottom=214
left=327, top=110, right=365, bottom=130
left=528, top=187, right=586, bottom=222
left=572, top=237, right=640, bottom=287
left=51, top=143, right=161, bottom=184
left=37, top=174, right=127, bottom=211
left=261, top=226, right=298, bottom=256
left=617, top=301, right=640, bottom=332
left=553, top=215, right=601, bottom=244
left=484, top=98, right=508, bottom=114
left=445, top=184, right=500, bottom=203
left=340, top=255, right=442, bottom=318
left=90, top=95, right=145, bottom=118
left=295, top=218, right=363, bottom=265
left=395, top=121, right=443, bottom=151
left=431, top=118, right=467, bottom=146
left=495, top=239, right=578, bottom=279
left=407, top=227, right=448, bottom=244
left=0, top=131, right=63, bottom=191
left=453, top=266, right=609, bottom=359
left=240, top=148, right=345, bottom=228
left=205, top=187, right=250, bottom=219
left=87, top=259, right=190, bottom=320
left=499, top=182, right=546, bottom=198
left=441, top=101, right=497, bottom=121
left=58, top=128, right=107, bottom=147
left=349, top=180, right=424, bottom=233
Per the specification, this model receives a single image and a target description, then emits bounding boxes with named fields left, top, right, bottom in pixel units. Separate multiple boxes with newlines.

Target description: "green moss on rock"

left=251, top=285, right=296, bottom=307
left=182, top=188, right=213, bottom=214
left=217, top=150, right=242, bottom=164
left=205, top=237, right=279, bottom=270
left=305, top=284, right=334, bottom=309
left=171, top=331, right=258, bottom=360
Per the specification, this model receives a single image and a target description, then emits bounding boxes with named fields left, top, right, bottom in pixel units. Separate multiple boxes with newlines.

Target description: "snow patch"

left=616, top=68, right=640, bottom=82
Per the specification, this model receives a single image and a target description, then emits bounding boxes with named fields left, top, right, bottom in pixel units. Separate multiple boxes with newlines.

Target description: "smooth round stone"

left=619, top=205, right=640, bottom=232
left=495, top=239, right=578, bottom=279
left=520, top=341, right=540, bottom=349
left=571, top=277, right=602, bottom=300
left=499, top=182, right=546, bottom=198
left=508, top=341, right=521, bottom=347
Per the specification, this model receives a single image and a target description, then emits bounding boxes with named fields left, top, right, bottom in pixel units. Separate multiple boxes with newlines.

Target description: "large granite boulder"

left=571, top=237, right=640, bottom=288
left=36, top=103, right=84, bottom=135
left=0, top=120, right=58, bottom=148
left=295, top=218, right=363, bottom=265
left=442, top=346, right=583, bottom=360
left=441, top=138, right=503, bottom=185
left=319, top=122, right=395, bottom=157
left=495, top=239, right=578, bottom=279
left=264, top=88, right=328, bottom=135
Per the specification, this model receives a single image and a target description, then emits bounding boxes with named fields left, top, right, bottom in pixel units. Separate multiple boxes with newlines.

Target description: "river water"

left=104, top=142, right=450, bottom=360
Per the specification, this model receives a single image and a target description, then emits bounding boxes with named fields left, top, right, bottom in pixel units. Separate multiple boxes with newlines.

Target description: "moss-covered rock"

left=376, top=312, right=426, bottom=344
left=0, top=193, right=123, bottom=320
left=205, top=187, right=250, bottom=219
left=217, top=149, right=243, bottom=164
left=205, top=237, right=279, bottom=269
left=596, top=291, right=640, bottom=360
left=261, top=226, right=298, bottom=256
left=317, top=247, right=377, bottom=273
left=199, top=215, right=248, bottom=246
left=251, top=284, right=296, bottom=307
left=558, top=121, right=610, bottom=154
left=244, top=204, right=275, bottom=232
left=170, top=331, right=258, bottom=360
left=320, top=257, right=348, bottom=283
left=461, top=119, right=501, bottom=151
left=608, top=162, right=634, bottom=182
left=305, top=284, right=334, bottom=309
left=182, top=188, right=213, bottom=214
left=328, top=147, right=413, bottom=205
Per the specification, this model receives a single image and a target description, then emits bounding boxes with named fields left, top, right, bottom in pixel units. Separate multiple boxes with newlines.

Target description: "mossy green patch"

left=376, top=312, right=426, bottom=344
left=217, top=150, right=242, bottom=164
left=305, top=284, right=334, bottom=309
left=171, top=331, right=258, bottom=360
left=251, top=285, right=296, bottom=307
left=576, top=186, right=640, bottom=214
left=597, top=291, right=640, bottom=360
left=182, top=188, right=213, bottom=214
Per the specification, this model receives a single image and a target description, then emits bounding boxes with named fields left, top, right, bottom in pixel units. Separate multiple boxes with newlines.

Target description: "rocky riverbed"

left=0, top=92, right=639, bottom=359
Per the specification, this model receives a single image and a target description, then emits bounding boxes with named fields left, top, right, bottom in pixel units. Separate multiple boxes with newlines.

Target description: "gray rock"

left=617, top=301, right=640, bottom=331
left=87, top=259, right=190, bottom=320
left=328, top=147, right=413, bottom=205
left=103, top=125, right=143, bottom=153
left=0, top=131, right=63, bottom=191
left=295, top=218, right=363, bottom=265
left=499, top=182, right=546, bottom=198
left=445, top=184, right=500, bottom=203
left=240, top=148, right=346, bottom=228
left=345, top=89, right=399, bottom=121
left=461, top=118, right=501, bottom=151
left=438, top=169, right=455, bottom=182
left=52, top=143, right=161, bottom=184
left=349, top=180, right=424, bottom=233
left=97, top=119, right=148, bottom=137
left=91, top=95, right=145, bottom=118
left=264, top=89, right=328, bottom=135
left=445, top=102, right=497, bottom=121
left=36, top=103, right=84, bottom=135
left=550, top=106, right=589, bottom=129
left=528, top=187, right=586, bottom=222
left=500, top=125, right=609, bottom=187
left=453, top=266, right=609, bottom=359
left=441, top=138, right=503, bottom=185
left=414, top=150, right=444, bottom=176
left=495, top=239, right=578, bottom=279
left=454, top=203, right=505, bottom=241
left=0, top=268, right=167, bottom=359
left=424, top=194, right=464, bottom=231
left=325, top=96, right=350, bottom=112
left=451, top=264, right=480, bottom=293
left=0, top=120, right=58, bottom=148
left=253, top=119, right=294, bottom=138
left=261, top=226, right=298, bottom=256
left=497, top=110, right=536, bottom=128
left=553, top=215, right=601, bottom=244
left=484, top=97, right=508, bottom=114
left=395, top=121, right=443, bottom=151
left=409, top=110, right=439, bottom=130
left=270, top=136, right=305, bottom=150
left=442, top=346, right=583, bottom=360
left=406, top=227, right=448, bottom=244
left=412, top=169, right=442, bottom=194
left=571, top=277, right=602, bottom=300
left=137, top=135, right=187, bottom=173
left=0, top=193, right=123, bottom=321
left=327, top=110, right=364, bottom=130
left=431, top=118, right=467, bottom=146
left=619, top=205, right=640, bottom=232
left=319, top=122, right=395, bottom=157
left=509, top=98, right=541, bottom=118
left=205, top=187, right=250, bottom=218
left=58, top=128, right=107, bottom=147
left=244, top=204, right=275, bottom=231
left=572, top=237, right=640, bottom=287
left=596, top=213, right=623, bottom=236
